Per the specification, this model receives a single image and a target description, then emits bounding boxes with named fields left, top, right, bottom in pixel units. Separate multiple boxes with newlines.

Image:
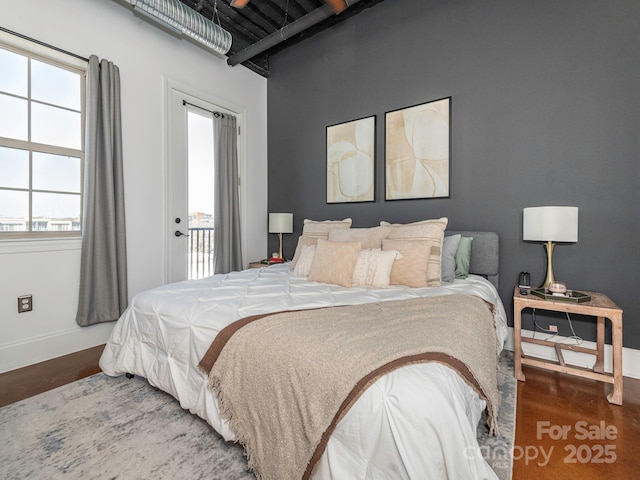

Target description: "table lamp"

left=268, top=213, right=293, bottom=260
left=523, top=206, right=578, bottom=289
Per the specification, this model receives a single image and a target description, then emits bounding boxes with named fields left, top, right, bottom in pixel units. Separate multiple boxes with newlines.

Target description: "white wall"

left=0, top=0, right=268, bottom=373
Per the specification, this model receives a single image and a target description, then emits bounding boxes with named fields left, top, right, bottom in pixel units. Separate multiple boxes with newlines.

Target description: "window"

left=0, top=33, right=86, bottom=238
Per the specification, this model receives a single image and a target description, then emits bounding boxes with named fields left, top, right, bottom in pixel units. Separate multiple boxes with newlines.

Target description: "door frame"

left=163, top=77, right=247, bottom=284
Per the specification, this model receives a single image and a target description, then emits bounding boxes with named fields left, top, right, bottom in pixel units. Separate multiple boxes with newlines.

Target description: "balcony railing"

left=188, top=227, right=215, bottom=280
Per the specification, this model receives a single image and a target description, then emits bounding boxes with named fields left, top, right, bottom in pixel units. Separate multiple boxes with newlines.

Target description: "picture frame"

left=326, top=115, right=376, bottom=204
left=385, top=96, right=451, bottom=200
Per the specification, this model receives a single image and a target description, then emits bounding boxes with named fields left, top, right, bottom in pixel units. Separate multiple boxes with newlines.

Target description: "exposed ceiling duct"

left=126, top=0, right=232, bottom=55
left=119, top=0, right=386, bottom=76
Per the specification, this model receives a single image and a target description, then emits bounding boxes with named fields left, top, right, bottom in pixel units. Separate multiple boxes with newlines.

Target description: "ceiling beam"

left=227, top=0, right=362, bottom=67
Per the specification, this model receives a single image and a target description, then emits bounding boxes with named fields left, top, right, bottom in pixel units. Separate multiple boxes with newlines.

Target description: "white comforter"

left=100, top=264, right=508, bottom=480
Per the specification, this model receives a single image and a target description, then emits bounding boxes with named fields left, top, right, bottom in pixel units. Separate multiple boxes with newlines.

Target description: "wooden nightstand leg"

left=593, top=316, right=605, bottom=374
left=607, top=314, right=623, bottom=405
left=514, top=304, right=526, bottom=381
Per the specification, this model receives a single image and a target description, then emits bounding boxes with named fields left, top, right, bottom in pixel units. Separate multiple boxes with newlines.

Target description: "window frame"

left=0, top=30, right=87, bottom=241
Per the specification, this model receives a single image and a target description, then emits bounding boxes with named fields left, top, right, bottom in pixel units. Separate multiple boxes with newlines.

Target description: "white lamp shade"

left=268, top=213, right=293, bottom=234
left=523, top=206, right=578, bottom=242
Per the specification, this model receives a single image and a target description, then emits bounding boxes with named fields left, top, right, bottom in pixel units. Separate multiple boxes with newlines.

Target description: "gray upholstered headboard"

left=445, top=231, right=499, bottom=289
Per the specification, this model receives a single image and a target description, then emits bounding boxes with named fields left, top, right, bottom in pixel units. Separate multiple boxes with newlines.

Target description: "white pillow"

left=290, top=236, right=318, bottom=270
left=352, top=249, right=402, bottom=288
left=293, top=244, right=316, bottom=276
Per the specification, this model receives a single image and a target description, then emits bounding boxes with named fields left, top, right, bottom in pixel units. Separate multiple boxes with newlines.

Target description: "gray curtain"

left=213, top=113, right=243, bottom=273
left=76, top=55, right=127, bottom=326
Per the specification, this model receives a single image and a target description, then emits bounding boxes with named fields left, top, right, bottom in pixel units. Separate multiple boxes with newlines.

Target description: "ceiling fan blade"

left=324, top=0, right=348, bottom=14
left=231, top=0, right=251, bottom=8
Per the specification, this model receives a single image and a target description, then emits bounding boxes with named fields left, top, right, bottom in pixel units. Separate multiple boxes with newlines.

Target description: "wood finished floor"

left=1, top=346, right=639, bottom=478
left=513, top=365, right=640, bottom=479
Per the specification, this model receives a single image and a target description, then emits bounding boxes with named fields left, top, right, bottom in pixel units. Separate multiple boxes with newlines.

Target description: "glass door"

left=167, top=92, right=217, bottom=283
left=186, top=109, right=215, bottom=280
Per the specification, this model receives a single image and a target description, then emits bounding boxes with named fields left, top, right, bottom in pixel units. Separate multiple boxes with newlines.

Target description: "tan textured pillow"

left=307, top=239, right=361, bottom=287
left=291, top=218, right=353, bottom=269
left=302, top=218, right=352, bottom=239
left=381, top=217, right=448, bottom=287
left=381, top=218, right=447, bottom=228
left=328, top=226, right=391, bottom=250
left=383, top=238, right=433, bottom=288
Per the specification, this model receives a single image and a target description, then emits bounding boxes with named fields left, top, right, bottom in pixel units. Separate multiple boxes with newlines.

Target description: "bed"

left=100, top=224, right=507, bottom=480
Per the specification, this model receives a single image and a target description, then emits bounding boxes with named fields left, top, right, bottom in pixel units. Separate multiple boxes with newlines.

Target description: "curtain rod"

left=0, top=26, right=89, bottom=62
left=183, top=100, right=225, bottom=118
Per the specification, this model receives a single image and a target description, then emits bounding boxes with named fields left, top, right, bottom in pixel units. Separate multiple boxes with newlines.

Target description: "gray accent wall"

left=267, top=0, right=640, bottom=349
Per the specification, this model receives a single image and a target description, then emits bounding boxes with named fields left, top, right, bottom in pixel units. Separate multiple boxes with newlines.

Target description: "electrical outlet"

left=549, top=324, right=558, bottom=333
left=18, top=295, right=32, bottom=313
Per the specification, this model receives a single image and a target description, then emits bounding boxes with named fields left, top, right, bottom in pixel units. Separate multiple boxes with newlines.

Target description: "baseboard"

left=0, top=323, right=113, bottom=374
left=503, top=327, right=640, bottom=380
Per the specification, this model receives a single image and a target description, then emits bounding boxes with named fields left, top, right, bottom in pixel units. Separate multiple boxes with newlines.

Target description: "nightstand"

left=248, top=261, right=286, bottom=269
left=513, top=287, right=623, bottom=405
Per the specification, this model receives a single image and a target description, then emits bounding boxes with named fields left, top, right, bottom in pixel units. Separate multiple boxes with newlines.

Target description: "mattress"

left=100, top=263, right=508, bottom=479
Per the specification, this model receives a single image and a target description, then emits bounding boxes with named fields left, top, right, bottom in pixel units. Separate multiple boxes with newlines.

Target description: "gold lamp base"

left=539, top=241, right=557, bottom=289
left=277, top=232, right=284, bottom=260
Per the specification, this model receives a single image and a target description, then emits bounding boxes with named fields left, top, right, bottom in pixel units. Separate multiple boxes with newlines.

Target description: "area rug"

left=478, top=350, right=516, bottom=480
left=0, top=351, right=515, bottom=479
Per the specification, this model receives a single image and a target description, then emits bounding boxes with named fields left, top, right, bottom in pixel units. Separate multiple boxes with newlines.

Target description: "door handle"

left=175, top=230, right=189, bottom=237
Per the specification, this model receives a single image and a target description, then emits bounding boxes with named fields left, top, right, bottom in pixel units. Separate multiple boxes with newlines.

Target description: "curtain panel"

left=213, top=114, right=243, bottom=274
left=76, top=55, right=128, bottom=326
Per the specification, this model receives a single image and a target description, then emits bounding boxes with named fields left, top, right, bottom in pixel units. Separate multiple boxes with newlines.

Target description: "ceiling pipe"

left=125, top=0, right=233, bottom=55
left=227, top=0, right=362, bottom=67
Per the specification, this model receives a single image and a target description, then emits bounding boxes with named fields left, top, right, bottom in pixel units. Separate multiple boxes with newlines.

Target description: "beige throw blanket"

left=201, top=294, right=499, bottom=480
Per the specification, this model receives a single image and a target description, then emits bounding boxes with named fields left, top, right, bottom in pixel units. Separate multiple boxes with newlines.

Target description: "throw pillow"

left=381, top=217, right=448, bottom=286
left=382, top=238, right=433, bottom=288
left=351, top=248, right=401, bottom=288
left=441, top=234, right=461, bottom=283
left=307, top=239, right=361, bottom=287
left=455, top=236, right=474, bottom=279
left=292, top=244, right=316, bottom=276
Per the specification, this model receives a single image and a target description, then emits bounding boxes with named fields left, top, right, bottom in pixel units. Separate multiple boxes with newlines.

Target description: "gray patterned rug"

left=478, top=350, right=516, bottom=480
left=0, top=351, right=515, bottom=479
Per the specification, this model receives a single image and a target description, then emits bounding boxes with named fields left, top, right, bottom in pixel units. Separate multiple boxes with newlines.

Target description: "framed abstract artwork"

left=385, top=96, right=451, bottom=200
left=326, top=115, right=376, bottom=204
